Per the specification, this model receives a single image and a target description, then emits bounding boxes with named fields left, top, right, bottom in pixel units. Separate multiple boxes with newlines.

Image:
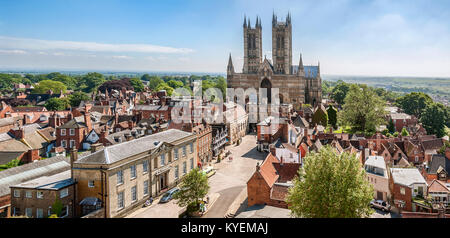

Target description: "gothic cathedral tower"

left=243, top=16, right=263, bottom=74
left=272, top=12, right=292, bottom=74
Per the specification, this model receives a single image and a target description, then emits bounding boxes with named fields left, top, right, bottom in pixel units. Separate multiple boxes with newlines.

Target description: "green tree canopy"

left=395, top=92, right=433, bottom=118
left=44, top=98, right=70, bottom=111
left=167, top=79, right=184, bottom=89
left=312, top=107, right=328, bottom=126
left=155, top=82, right=174, bottom=96
left=338, top=84, right=387, bottom=135
left=286, top=146, right=374, bottom=218
left=326, top=105, right=337, bottom=129
left=420, top=102, right=447, bottom=138
left=330, top=80, right=350, bottom=105
left=401, top=127, right=410, bottom=136
left=68, top=92, right=90, bottom=108
left=32, top=80, right=67, bottom=94
left=81, top=72, right=106, bottom=93
left=129, top=78, right=145, bottom=92
left=387, top=118, right=396, bottom=134
left=172, top=168, right=210, bottom=211
left=148, top=77, right=164, bottom=90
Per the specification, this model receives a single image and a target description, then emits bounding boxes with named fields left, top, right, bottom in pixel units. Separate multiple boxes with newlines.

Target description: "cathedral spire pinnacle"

left=299, top=53, right=304, bottom=70
left=318, top=61, right=320, bottom=75
left=272, top=11, right=277, bottom=26
left=243, top=15, right=247, bottom=28
left=227, top=53, right=234, bottom=74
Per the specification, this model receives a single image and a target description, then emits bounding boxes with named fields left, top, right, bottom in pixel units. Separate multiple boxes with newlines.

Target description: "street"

left=127, top=134, right=265, bottom=218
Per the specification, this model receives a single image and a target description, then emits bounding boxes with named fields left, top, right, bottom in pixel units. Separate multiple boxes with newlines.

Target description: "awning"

left=155, top=166, right=171, bottom=175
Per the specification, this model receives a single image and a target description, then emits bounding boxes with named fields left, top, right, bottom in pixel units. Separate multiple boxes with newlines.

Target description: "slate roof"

left=10, top=170, right=74, bottom=190
left=427, top=154, right=450, bottom=175
left=365, top=156, right=387, bottom=170
left=421, top=139, right=444, bottom=151
left=0, top=151, right=25, bottom=165
left=75, top=129, right=193, bottom=165
left=390, top=168, right=427, bottom=187
left=0, top=116, right=22, bottom=127
left=292, top=116, right=309, bottom=128
left=0, top=156, right=70, bottom=197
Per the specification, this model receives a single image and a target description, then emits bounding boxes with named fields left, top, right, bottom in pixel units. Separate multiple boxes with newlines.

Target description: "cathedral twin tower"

left=227, top=13, right=322, bottom=109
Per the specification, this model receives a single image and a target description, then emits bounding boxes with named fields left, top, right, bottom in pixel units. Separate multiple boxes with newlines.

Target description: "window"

left=88, top=180, right=95, bottom=188
left=60, top=129, right=66, bottom=136
left=160, top=154, right=165, bottom=166
left=36, top=208, right=44, bottom=218
left=190, top=143, right=194, bottom=153
left=130, top=165, right=136, bottom=179
left=131, top=186, right=137, bottom=202
left=175, top=165, right=179, bottom=179
left=117, top=192, right=124, bottom=210
left=117, top=170, right=123, bottom=185
left=183, top=146, right=186, bottom=156
left=143, top=180, right=149, bottom=195
left=37, top=191, right=44, bottom=199
left=69, top=140, right=75, bottom=148
left=48, top=207, right=52, bottom=217
left=25, top=208, right=32, bottom=218
left=25, top=191, right=32, bottom=198
left=69, top=129, right=75, bottom=136
left=415, top=156, right=419, bottom=162
left=61, top=140, right=67, bottom=148
left=143, top=160, right=148, bottom=174
left=400, top=187, right=406, bottom=195
left=13, top=190, right=20, bottom=198
left=60, top=205, right=68, bottom=218
left=183, top=161, right=187, bottom=174
left=60, top=188, right=68, bottom=198
left=174, top=149, right=179, bottom=160
left=190, top=158, right=194, bottom=169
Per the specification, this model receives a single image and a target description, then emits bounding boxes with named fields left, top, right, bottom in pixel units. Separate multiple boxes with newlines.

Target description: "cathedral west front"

left=227, top=13, right=322, bottom=110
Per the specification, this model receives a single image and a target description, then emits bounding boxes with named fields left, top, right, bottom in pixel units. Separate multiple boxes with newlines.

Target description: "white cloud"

left=0, top=49, right=27, bottom=55
left=0, top=36, right=194, bottom=54
left=111, top=55, right=132, bottom=59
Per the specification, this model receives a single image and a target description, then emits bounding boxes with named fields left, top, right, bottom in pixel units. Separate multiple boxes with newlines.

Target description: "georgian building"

left=71, top=129, right=197, bottom=218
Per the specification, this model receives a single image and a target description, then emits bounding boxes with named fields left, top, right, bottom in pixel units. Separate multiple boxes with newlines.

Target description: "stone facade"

left=72, top=129, right=197, bottom=218
left=227, top=13, right=322, bottom=112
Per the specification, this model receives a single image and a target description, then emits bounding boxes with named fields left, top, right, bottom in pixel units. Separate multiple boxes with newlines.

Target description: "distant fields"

left=323, top=75, right=450, bottom=103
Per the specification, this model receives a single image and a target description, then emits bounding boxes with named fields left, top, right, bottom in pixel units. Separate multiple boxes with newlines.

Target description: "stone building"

left=71, top=129, right=197, bottom=218
left=227, top=13, right=322, bottom=112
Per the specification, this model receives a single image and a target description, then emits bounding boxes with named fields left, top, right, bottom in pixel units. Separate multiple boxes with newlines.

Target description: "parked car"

left=159, top=188, right=180, bottom=203
left=202, top=166, right=216, bottom=178
left=370, top=199, right=391, bottom=212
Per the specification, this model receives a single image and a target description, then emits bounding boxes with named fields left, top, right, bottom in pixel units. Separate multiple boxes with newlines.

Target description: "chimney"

left=84, top=112, right=92, bottom=131
left=270, top=145, right=276, bottom=156
left=280, top=156, right=284, bottom=165
left=115, top=112, right=119, bottom=124
left=128, top=120, right=134, bottom=129
left=67, top=112, right=73, bottom=121
left=100, top=128, right=109, bottom=141
left=91, top=143, right=104, bottom=153
left=256, top=162, right=260, bottom=172
left=14, top=126, right=25, bottom=140
left=70, top=148, right=78, bottom=179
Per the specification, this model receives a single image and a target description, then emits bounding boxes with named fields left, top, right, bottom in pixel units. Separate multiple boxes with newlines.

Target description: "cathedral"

left=227, top=13, right=322, bottom=110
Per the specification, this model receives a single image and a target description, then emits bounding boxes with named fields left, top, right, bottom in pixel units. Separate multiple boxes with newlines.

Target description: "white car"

left=370, top=199, right=391, bottom=212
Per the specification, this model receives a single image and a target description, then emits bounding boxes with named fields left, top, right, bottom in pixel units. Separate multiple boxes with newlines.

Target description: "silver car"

left=370, top=199, right=391, bottom=212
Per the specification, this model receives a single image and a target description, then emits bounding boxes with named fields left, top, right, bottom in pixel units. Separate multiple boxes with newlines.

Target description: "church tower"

left=272, top=12, right=292, bottom=74
left=243, top=15, right=263, bottom=74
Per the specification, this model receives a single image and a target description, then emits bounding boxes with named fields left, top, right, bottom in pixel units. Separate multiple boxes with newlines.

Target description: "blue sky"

left=1, top=0, right=450, bottom=77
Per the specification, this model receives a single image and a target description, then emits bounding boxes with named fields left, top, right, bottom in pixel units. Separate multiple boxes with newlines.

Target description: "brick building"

left=10, top=170, right=76, bottom=218
left=390, top=168, right=428, bottom=212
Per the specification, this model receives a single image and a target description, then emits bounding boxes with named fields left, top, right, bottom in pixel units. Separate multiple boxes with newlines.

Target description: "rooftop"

left=390, top=168, right=427, bottom=187
left=10, top=170, right=74, bottom=190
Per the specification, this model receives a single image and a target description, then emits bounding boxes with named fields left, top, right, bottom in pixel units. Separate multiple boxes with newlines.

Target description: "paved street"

left=127, top=133, right=265, bottom=218
left=204, top=134, right=266, bottom=218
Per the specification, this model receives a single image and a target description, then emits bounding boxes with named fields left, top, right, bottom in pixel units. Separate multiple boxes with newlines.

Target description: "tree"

left=401, top=128, right=410, bottom=136
left=214, top=77, right=227, bottom=99
left=338, top=84, right=387, bottom=134
left=395, top=92, right=432, bottom=118
left=155, top=82, right=174, bottom=96
left=129, top=78, right=145, bottom=92
left=141, top=74, right=152, bottom=81
left=438, top=141, right=450, bottom=155
left=68, top=92, right=90, bottom=107
left=387, top=118, right=396, bottom=134
left=312, top=107, right=328, bottom=126
left=44, top=98, right=69, bottom=111
left=420, top=102, right=447, bottom=138
left=167, top=79, right=184, bottom=89
left=286, top=146, right=374, bottom=218
left=172, top=168, right=210, bottom=214
left=148, top=77, right=164, bottom=90
left=327, top=105, right=337, bottom=129
left=330, top=80, right=350, bottom=105
left=51, top=199, right=63, bottom=217
left=32, top=80, right=67, bottom=94
left=81, top=72, right=105, bottom=93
